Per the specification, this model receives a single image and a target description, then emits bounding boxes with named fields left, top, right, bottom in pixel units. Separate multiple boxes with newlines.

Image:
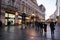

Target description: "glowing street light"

left=15, top=12, right=18, bottom=16
left=32, top=14, right=35, bottom=16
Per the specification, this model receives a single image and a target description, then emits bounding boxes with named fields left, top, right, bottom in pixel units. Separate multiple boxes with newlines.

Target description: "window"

left=6, top=0, right=15, bottom=6
left=5, top=13, right=15, bottom=18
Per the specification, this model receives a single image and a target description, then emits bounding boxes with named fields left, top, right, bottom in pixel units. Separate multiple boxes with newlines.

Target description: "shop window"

left=5, top=13, right=15, bottom=18
left=5, top=13, right=15, bottom=25
left=5, top=13, right=8, bottom=17
left=18, top=19, right=22, bottom=24
left=9, top=14, right=15, bottom=18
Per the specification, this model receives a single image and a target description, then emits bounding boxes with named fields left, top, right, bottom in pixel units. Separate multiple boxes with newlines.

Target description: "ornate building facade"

left=39, top=4, right=46, bottom=19
left=54, top=0, right=60, bottom=24
left=1, top=0, right=44, bottom=25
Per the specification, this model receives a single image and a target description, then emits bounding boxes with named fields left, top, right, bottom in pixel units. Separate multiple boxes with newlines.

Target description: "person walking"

left=7, top=21, right=11, bottom=31
left=39, top=22, right=43, bottom=33
left=50, top=20, right=56, bottom=35
left=35, top=21, right=38, bottom=30
left=0, top=20, right=3, bottom=37
left=43, top=22, right=47, bottom=33
left=37, top=22, right=40, bottom=31
left=0, top=20, right=3, bottom=29
left=43, top=22, right=47, bottom=36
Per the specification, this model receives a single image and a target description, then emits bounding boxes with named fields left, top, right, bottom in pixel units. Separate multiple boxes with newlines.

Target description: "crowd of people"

left=0, top=20, right=11, bottom=31
left=33, top=20, right=56, bottom=35
left=0, top=19, right=57, bottom=35
left=24, top=19, right=57, bottom=36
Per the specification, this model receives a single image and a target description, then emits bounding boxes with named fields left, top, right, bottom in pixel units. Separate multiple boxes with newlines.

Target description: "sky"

left=37, top=0, right=56, bottom=20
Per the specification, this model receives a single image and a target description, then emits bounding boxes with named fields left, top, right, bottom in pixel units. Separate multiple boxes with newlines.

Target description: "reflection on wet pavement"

left=0, top=25, right=60, bottom=40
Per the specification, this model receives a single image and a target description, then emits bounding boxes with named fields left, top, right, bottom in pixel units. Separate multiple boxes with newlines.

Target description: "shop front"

left=18, top=16, right=22, bottom=25
left=1, top=3, right=19, bottom=25
left=5, top=12, right=15, bottom=25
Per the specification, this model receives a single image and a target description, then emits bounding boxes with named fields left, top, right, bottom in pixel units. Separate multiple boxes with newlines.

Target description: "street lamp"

left=32, top=14, right=35, bottom=16
left=15, top=12, right=18, bottom=16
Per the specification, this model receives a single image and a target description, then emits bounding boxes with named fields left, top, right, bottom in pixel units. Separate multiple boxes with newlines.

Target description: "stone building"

left=39, top=4, right=46, bottom=19
left=1, top=0, right=44, bottom=25
left=55, top=0, right=60, bottom=24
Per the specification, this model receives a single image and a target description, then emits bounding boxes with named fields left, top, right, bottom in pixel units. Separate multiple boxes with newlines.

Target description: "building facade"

left=1, top=0, right=20, bottom=25
left=1, top=0, right=44, bottom=25
left=55, top=0, right=60, bottom=24
left=50, top=13, right=57, bottom=22
left=39, top=4, right=46, bottom=19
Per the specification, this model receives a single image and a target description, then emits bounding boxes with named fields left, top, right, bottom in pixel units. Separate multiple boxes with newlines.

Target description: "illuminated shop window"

left=5, top=13, right=15, bottom=25
left=9, top=14, right=15, bottom=18
left=5, top=13, right=15, bottom=18
left=18, top=19, right=22, bottom=24
left=5, top=13, right=8, bottom=17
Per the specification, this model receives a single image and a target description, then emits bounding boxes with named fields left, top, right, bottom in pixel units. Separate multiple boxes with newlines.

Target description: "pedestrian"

left=0, top=20, right=3, bottom=29
left=35, top=21, right=38, bottom=30
left=7, top=21, right=11, bottom=31
left=44, top=22, right=47, bottom=33
left=39, top=22, right=43, bottom=33
left=50, top=21, right=56, bottom=35
left=37, top=22, right=40, bottom=31
left=0, top=20, right=3, bottom=37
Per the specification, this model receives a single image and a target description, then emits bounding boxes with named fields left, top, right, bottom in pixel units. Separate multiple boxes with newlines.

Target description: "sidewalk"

left=0, top=24, right=60, bottom=40
left=47, top=24, right=60, bottom=40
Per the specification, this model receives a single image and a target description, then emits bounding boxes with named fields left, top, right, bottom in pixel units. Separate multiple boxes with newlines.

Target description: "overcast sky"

left=37, top=0, right=56, bottom=20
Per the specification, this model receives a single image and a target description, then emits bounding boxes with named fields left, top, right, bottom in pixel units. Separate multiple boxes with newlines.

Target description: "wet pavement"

left=0, top=24, right=60, bottom=40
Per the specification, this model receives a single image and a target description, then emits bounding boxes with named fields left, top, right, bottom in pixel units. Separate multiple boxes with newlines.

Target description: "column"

left=1, top=10, right=5, bottom=25
left=15, top=12, right=18, bottom=25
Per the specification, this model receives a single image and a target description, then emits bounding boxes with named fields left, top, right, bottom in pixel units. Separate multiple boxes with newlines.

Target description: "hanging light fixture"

left=15, top=12, right=18, bottom=16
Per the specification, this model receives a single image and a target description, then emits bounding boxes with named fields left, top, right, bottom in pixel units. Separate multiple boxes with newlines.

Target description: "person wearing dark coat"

left=43, top=22, right=47, bottom=33
left=35, top=21, right=39, bottom=30
left=39, top=22, right=43, bottom=33
left=39, top=22, right=43, bottom=29
left=37, top=22, right=40, bottom=31
left=0, top=21, right=3, bottom=29
left=50, top=21, right=56, bottom=34
left=7, top=21, right=11, bottom=31
left=7, top=21, right=11, bottom=26
left=0, top=20, right=3, bottom=37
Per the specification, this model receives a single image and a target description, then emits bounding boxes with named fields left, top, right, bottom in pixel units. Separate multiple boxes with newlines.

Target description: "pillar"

left=1, top=10, right=5, bottom=26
